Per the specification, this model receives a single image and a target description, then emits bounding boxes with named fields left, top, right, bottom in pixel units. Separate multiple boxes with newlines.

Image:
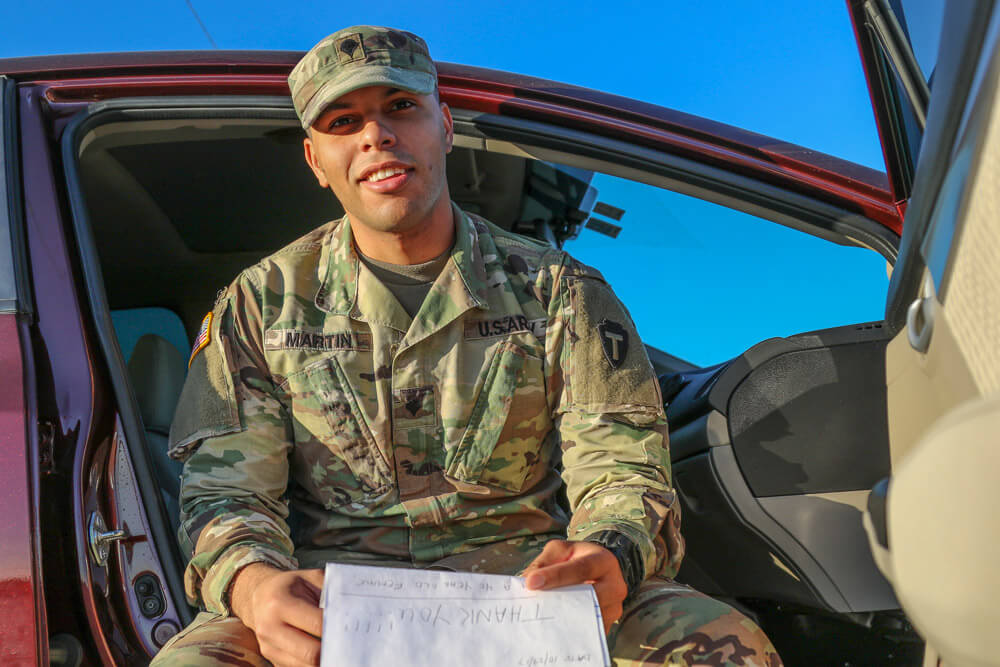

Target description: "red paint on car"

left=0, top=314, right=42, bottom=666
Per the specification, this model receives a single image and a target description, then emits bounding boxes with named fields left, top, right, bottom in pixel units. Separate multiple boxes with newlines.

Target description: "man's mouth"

left=358, top=162, right=414, bottom=193
left=364, top=167, right=409, bottom=183
left=359, top=161, right=414, bottom=181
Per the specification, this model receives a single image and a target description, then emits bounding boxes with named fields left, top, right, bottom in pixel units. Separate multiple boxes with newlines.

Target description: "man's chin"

left=349, top=202, right=427, bottom=235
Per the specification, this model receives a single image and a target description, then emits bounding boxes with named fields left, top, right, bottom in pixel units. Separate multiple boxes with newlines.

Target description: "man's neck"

left=350, top=198, right=455, bottom=265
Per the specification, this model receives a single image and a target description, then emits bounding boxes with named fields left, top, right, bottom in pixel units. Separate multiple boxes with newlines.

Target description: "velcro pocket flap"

left=305, top=357, right=393, bottom=486
left=446, top=341, right=528, bottom=491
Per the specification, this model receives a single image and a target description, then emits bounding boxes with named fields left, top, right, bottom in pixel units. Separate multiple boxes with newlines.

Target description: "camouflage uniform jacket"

left=168, top=204, right=683, bottom=614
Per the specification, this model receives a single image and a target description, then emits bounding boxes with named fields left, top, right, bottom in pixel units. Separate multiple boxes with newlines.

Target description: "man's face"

left=303, top=85, right=454, bottom=235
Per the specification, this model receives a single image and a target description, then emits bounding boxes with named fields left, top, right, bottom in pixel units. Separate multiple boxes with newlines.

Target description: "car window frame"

left=883, top=0, right=997, bottom=331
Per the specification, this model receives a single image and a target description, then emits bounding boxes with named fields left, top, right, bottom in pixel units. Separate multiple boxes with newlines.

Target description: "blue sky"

left=1, top=2, right=894, bottom=365
left=0, top=2, right=884, bottom=168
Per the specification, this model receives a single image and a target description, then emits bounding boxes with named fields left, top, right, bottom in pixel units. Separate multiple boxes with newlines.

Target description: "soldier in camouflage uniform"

left=152, top=25, right=782, bottom=667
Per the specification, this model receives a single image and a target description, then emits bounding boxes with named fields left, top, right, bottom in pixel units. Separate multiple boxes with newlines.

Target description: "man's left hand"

left=523, top=540, right=627, bottom=633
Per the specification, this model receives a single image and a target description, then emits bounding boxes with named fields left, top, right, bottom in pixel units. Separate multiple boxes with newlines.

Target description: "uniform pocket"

left=445, top=340, right=548, bottom=493
left=289, top=357, right=393, bottom=506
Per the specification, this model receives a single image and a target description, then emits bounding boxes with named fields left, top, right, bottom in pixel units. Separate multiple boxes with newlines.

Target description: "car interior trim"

left=929, top=2, right=1000, bottom=304
left=644, top=344, right=698, bottom=376
left=884, top=0, right=996, bottom=332
left=723, top=331, right=891, bottom=497
left=756, top=490, right=898, bottom=612
left=706, top=445, right=850, bottom=612
left=703, top=445, right=900, bottom=613
left=664, top=319, right=898, bottom=613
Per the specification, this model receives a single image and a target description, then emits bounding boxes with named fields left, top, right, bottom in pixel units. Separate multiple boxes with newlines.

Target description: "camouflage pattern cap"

left=289, top=26, right=438, bottom=129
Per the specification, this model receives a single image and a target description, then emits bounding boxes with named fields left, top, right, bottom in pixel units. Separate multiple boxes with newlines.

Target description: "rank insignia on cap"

left=597, top=318, right=628, bottom=369
left=189, top=311, right=212, bottom=368
left=334, top=33, right=365, bottom=63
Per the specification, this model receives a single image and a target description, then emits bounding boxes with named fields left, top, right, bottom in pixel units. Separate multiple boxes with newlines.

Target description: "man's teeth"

left=366, top=167, right=407, bottom=183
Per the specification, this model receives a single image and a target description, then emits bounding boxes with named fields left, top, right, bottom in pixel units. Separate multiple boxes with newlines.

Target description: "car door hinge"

left=38, top=420, right=55, bottom=474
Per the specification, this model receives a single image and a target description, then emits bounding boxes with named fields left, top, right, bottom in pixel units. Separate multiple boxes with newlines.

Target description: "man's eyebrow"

left=322, top=101, right=352, bottom=111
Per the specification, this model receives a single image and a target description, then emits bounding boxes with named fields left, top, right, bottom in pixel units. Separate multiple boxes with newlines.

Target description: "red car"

left=1, top=1, right=995, bottom=664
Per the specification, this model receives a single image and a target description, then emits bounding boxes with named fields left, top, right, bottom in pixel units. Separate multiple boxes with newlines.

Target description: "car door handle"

left=906, top=274, right=937, bottom=353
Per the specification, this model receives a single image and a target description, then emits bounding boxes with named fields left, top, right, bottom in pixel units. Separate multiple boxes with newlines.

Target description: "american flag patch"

left=188, top=311, right=213, bottom=367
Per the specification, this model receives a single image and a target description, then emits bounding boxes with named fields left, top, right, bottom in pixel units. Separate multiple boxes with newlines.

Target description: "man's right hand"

left=230, top=563, right=325, bottom=667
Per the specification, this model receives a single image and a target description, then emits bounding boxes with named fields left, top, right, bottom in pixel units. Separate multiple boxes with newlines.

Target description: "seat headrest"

left=127, top=334, right=188, bottom=433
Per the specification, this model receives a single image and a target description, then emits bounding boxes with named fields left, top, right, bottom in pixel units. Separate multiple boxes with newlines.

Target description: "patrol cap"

left=289, top=25, right=438, bottom=130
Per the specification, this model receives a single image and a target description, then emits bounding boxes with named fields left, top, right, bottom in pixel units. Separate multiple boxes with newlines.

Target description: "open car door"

left=850, top=1, right=1000, bottom=665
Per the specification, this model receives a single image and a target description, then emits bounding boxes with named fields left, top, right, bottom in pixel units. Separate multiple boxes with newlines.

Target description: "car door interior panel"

left=866, top=3, right=1000, bottom=664
left=661, top=322, right=897, bottom=615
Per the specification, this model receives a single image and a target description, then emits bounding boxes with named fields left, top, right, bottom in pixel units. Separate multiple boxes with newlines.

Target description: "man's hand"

left=230, top=563, right=325, bottom=667
left=523, top=540, right=627, bottom=633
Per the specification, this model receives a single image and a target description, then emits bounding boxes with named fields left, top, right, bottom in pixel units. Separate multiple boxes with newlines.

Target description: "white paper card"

left=320, top=563, right=610, bottom=667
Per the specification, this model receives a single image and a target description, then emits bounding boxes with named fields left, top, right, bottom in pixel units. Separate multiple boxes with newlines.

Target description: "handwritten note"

left=320, top=563, right=610, bottom=667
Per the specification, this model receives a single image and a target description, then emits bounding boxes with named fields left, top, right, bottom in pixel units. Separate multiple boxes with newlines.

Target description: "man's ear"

left=440, top=102, right=454, bottom=154
left=302, top=134, right=330, bottom=188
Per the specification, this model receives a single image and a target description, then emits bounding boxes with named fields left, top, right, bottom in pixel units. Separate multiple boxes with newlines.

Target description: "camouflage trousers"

left=152, top=576, right=782, bottom=666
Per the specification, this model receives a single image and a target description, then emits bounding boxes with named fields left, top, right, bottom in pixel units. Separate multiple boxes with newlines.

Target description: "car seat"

left=864, top=391, right=1000, bottom=667
left=127, top=334, right=187, bottom=535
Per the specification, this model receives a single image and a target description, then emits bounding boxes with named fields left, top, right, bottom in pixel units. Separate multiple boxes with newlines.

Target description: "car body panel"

left=0, top=313, right=43, bottom=666
left=18, top=81, right=116, bottom=664
left=0, top=75, right=45, bottom=667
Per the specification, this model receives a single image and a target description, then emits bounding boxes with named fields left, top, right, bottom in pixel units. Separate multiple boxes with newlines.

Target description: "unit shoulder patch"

left=566, top=276, right=660, bottom=411
left=597, top=318, right=629, bottom=369
left=188, top=311, right=213, bottom=368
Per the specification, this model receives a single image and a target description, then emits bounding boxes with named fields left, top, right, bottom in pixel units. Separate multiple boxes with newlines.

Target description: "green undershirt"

left=358, top=245, right=453, bottom=318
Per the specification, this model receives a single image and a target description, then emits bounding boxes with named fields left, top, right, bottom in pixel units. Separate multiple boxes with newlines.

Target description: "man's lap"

left=152, top=577, right=782, bottom=666
left=609, top=577, right=782, bottom=666
left=151, top=611, right=267, bottom=667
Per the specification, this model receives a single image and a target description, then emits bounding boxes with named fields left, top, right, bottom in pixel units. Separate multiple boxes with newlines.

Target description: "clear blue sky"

left=0, top=1, right=883, bottom=168
left=0, top=2, right=894, bottom=365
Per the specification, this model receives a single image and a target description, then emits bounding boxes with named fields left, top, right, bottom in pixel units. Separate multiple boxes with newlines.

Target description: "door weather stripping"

left=863, top=0, right=931, bottom=129
left=88, top=511, right=129, bottom=567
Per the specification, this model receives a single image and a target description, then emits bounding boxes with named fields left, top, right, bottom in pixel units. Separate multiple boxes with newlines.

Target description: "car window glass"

left=111, top=307, right=189, bottom=363
left=561, top=173, right=890, bottom=367
left=0, top=78, right=22, bottom=314
left=887, top=56, right=926, bottom=184
left=898, top=0, right=946, bottom=85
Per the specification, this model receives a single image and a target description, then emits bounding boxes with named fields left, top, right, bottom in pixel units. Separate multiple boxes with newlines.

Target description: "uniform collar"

left=314, top=204, right=491, bottom=340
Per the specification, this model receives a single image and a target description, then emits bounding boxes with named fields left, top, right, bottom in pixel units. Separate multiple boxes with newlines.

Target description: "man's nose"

left=360, top=118, right=396, bottom=150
